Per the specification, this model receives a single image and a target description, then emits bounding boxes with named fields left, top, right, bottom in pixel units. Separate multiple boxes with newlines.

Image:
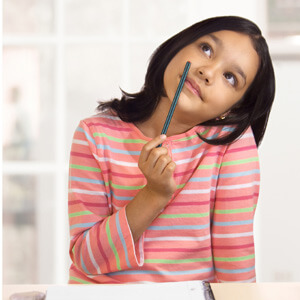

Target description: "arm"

left=69, top=121, right=176, bottom=275
left=212, top=127, right=260, bottom=282
left=69, top=120, right=144, bottom=275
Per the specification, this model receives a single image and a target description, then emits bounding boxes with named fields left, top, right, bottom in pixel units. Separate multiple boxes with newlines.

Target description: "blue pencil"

left=158, top=61, right=191, bottom=147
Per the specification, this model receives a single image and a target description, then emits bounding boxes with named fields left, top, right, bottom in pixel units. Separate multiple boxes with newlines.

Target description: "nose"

left=198, top=63, right=218, bottom=84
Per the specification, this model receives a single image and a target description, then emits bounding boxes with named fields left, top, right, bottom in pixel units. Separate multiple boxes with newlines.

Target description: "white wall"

left=256, top=60, right=300, bottom=281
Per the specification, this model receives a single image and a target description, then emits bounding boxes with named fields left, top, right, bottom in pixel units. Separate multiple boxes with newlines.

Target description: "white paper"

left=46, top=281, right=208, bottom=300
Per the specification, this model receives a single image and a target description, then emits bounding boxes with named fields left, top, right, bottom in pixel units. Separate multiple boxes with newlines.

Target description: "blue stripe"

left=216, top=265, right=255, bottom=274
left=219, top=169, right=260, bottom=178
left=70, top=222, right=97, bottom=230
left=110, top=191, right=133, bottom=201
left=115, top=211, right=131, bottom=268
left=80, top=252, right=91, bottom=275
left=77, top=127, right=96, bottom=146
left=214, top=220, right=253, bottom=226
left=189, top=175, right=218, bottom=182
left=96, top=144, right=141, bottom=155
left=108, top=267, right=214, bottom=276
left=172, top=141, right=205, bottom=153
left=69, top=176, right=105, bottom=185
left=223, top=127, right=235, bottom=132
left=148, top=224, right=209, bottom=230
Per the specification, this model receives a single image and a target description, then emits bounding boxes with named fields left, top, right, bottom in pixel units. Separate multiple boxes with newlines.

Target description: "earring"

left=216, top=114, right=226, bottom=121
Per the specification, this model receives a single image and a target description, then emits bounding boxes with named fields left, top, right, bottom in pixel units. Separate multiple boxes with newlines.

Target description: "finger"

left=162, top=161, right=176, bottom=177
left=139, top=134, right=167, bottom=163
left=153, top=154, right=172, bottom=175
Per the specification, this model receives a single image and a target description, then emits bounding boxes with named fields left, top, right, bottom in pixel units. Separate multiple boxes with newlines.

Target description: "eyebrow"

left=207, top=33, right=247, bottom=85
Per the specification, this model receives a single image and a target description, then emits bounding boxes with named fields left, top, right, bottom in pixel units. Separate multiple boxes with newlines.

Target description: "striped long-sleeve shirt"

left=68, top=112, right=260, bottom=284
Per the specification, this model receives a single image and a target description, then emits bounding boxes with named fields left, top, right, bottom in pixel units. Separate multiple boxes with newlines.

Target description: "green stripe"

left=199, top=129, right=209, bottom=136
left=69, top=276, right=92, bottom=284
left=198, top=163, right=221, bottom=170
left=173, top=134, right=198, bottom=142
left=69, top=211, right=93, bottom=218
left=221, top=157, right=259, bottom=167
left=105, top=217, right=121, bottom=270
left=214, top=206, right=256, bottom=214
left=145, top=257, right=212, bottom=264
left=176, top=183, right=186, bottom=189
left=93, top=132, right=147, bottom=144
left=158, top=212, right=209, bottom=218
left=70, top=164, right=101, bottom=172
left=214, top=254, right=255, bottom=262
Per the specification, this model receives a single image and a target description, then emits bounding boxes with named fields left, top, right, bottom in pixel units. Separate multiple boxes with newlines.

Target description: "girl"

left=68, top=16, right=275, bottom=284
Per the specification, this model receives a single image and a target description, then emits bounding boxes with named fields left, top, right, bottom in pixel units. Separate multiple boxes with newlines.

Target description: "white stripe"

left=217, top=181, right=259, bottom=190
left=94, top=153, right=138, bottom=167
left=180, top=188, right=215, bottom=194
left=174, top=152, right=204, bottom=165
left=69, top=188, right=106, bottom=196
left=73, top=139, right=89, bottom=146
left=100, top=114, right=120, bottom=120
left=241, top=132, right=253, bottom=139
left=112, top=203, right=123, bottom=210
left=86, top=232, right=101, bottom=274
left=212, top=232, right=253, bottom=238
left=144, top=235, right=210, bottom=242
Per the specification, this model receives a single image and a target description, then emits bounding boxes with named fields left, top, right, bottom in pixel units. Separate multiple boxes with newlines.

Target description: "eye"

left=200, top=43, right=212, bottom=58
left=224, top=72, right=237, bottom=86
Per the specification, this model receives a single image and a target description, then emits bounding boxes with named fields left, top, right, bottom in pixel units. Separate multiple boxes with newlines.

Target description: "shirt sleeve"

left=68, top=120, right=144, bottom=276
left=211, top=127, right=259, bottom=283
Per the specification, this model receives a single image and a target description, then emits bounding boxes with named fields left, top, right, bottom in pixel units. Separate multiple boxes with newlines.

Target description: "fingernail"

left=160, top=134, right=166, bottom=139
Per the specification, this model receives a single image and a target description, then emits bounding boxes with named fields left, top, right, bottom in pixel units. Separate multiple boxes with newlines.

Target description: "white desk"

left=3, top=283, right=300, bottom=300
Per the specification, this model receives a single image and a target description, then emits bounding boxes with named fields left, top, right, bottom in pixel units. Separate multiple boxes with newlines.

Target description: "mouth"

left=184, top=77, right=202, bottom=99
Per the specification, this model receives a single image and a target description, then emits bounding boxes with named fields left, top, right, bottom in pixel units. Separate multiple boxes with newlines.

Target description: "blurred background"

left=2, top=0, right=300, bottom=284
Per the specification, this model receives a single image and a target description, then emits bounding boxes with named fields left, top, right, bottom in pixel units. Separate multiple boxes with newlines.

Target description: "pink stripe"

left=71, top=151, right=94, bottom=159
left=69, top=200, right=107, bottom=207
left=101, top=170, right=144, bottom=178
left=86, top=122, right=132, bottom=132
left=217, top=193, right=259, bottom=202
left=213, top=243, right=254, bottom=250
left=174, top=169, right=194, bottom=177
left=205, top=151, right=223, bottom=157
left=96, top=224, right=112, bottom=273
left=171, top=201, right=210, bottom=206
left=227, top=145, right=257, bottom=154
left=145, top=246, right=211, bottom=253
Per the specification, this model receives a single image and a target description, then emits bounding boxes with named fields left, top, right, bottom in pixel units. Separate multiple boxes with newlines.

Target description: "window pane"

left=268, top=0, right=300, bottom=35
left=129, top=42, right=160, bottom=93
left=3, top=175, right=55, bottom=283
left=3, top=46, right=55, bottom=161
left=65, top=0, right=122, bottom=36
left=65, top=44, right=122, bottom=151
left=129, top=0, right=188, bottom=38
left=3, top=0, right=54, bottom=35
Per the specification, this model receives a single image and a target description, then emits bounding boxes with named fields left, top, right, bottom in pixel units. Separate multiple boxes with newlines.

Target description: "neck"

left=135, top=97, right=194, bottom=138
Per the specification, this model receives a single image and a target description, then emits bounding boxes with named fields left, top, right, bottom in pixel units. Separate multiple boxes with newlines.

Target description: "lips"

left=185, top=77, right=202, bottom=99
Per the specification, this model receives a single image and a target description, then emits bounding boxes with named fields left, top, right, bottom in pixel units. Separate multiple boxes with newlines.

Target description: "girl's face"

left=162, top=30, right=260, bottom=127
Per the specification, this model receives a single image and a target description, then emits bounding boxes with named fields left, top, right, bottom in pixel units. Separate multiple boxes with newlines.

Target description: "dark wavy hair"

left=97, top=16, right=275, bottom=146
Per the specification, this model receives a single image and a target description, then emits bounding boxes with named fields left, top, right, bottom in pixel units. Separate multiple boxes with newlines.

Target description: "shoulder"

left=79, top=111, right=131, bottom=133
